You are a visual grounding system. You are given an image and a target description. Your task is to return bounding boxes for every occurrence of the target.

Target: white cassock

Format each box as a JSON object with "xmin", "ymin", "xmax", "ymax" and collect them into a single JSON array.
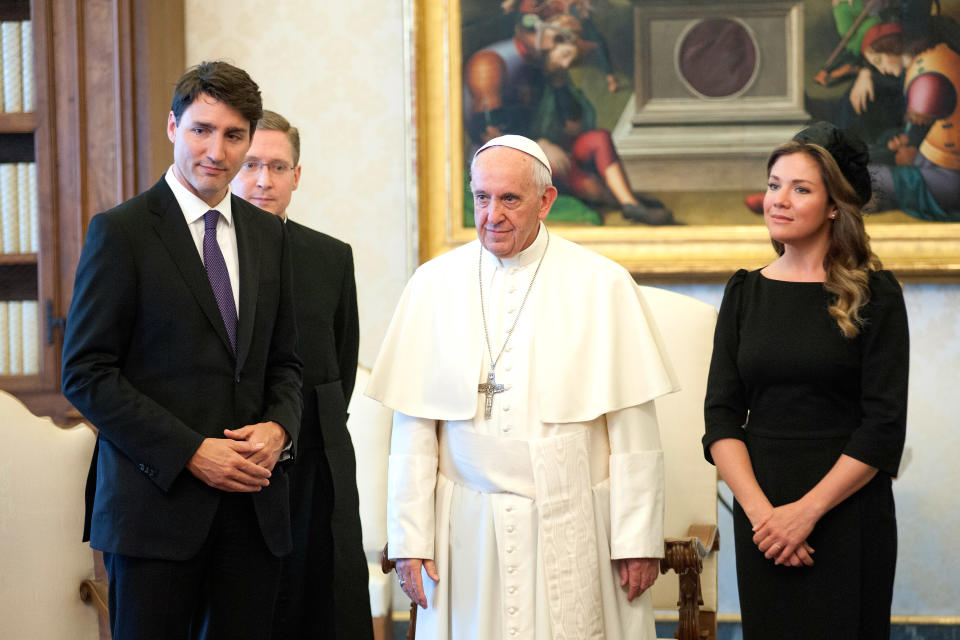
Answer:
[{"xmin": 367, "ymin": 224, "xmax": 678, "ymax": 640}]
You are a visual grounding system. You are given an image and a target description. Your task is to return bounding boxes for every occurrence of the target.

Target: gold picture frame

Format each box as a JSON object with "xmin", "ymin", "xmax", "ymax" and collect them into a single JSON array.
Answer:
[{"xmin": 414, "ymin": 0, "xmax": 960, "ymax": 282}]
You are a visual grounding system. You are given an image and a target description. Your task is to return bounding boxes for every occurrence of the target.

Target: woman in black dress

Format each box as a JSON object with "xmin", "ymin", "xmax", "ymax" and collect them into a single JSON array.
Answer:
[{"xmin": 703, "ymin": 122, "xmax": 908, "ymax": 639}]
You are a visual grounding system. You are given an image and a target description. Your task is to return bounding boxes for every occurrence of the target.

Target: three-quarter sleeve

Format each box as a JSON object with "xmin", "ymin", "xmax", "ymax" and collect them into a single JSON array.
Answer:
[
  {"xmin": 842, "ymin": 270, "xmax": 909, "ymax": 476},
  {"xmin": 702, "ymin": 269, "xmax": 749, "ymax": 464}
]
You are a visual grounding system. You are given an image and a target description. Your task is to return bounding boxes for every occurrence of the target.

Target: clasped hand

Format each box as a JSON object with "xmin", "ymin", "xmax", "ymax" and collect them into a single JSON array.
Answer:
[
  {"xmin": 751, "ymin": 501, "xmax": 818, "ymax": 567},
  {"xmin": 186, "ymin": 421, "xmax": 289, "ymax": 492}
]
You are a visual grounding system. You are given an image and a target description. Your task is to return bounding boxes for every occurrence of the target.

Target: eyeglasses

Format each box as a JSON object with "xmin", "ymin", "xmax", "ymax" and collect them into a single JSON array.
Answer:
[{"xmin": 240, "ymin": 160, "xmax": 295, "ymax": 176}]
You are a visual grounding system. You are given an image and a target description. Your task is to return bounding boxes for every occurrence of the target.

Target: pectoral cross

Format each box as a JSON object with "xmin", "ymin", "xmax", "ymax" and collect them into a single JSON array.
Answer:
[{"xmin": 478, "ymin": 367, "xmax": 505, "ymax": 419}]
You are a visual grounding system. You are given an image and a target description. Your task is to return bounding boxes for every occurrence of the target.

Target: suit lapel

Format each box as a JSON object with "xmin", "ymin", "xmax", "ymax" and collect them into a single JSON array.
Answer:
[
  {"xmin": 149, "ymin": 179, "xmax": 236, "ymax": 356},
  {"xmin": 233, "ymin": 201, "xmax": 260, "ymax": 372}
]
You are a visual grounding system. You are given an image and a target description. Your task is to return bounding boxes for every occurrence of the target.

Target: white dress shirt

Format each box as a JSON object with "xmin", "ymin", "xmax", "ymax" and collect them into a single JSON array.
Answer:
[{"xmin": 164, "ymin": 166, "xmax": 240, "ymax": 313}]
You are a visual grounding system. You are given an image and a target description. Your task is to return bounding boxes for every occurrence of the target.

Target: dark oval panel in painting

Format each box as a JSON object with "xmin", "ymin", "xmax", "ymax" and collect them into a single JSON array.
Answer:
[{"xmin": 678, "ymin": 18, "xmax": 758, "ymax": 98}]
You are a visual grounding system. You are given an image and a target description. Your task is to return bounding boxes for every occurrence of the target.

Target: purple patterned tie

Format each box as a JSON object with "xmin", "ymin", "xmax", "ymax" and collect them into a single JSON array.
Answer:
[{"xmin": 203, "ymin": 210, "xmax": 237, "ymax": 352}]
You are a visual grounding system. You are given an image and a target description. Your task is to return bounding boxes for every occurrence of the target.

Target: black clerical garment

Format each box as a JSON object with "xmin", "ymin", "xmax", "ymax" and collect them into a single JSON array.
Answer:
[{"xmin": 272, "ymin": 219, "xmax": 371, "ymax": 640}]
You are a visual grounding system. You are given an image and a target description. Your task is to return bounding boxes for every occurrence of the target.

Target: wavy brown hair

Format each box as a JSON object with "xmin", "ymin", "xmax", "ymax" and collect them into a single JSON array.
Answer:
[{"xmin": 767, "ymin": 141, "xmax": 882, "ymax": 337}]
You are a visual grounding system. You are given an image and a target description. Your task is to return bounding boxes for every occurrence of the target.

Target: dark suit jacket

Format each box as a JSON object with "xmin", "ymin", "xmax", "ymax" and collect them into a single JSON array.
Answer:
[
  {"xmin": 282, "ymin": 220, "xmax": 371, "ymax": 638},
  {"xmin": 62, "ymin": 177, "xmax": 303, "ymax": 561},
  {"xmin": 287, "ymin": 220, "xmax": 358, "ymax": 450}
]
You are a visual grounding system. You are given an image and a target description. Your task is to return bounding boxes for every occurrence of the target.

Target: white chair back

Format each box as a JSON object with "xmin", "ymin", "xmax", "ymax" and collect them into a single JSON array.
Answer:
[
  {"xmin": 638, "ymin": 286, "xmax": 719, "ymax": 616},
  {"xmin": 0, "ymin": 390, "xmax": 99, "ymax": 639},
  {"xmin": 347, "ymin": 366, "xmax": 393, "ymax": 553},
  {"xmin": 347, "ymin": 366, "xmax": 396, "ymax": 620}
]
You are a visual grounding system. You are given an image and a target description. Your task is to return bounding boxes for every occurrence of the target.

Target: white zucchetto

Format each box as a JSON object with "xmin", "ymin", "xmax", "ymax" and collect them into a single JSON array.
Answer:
[{"xmin": 475, "ymin": 134, "xmax": 553, "ymax": 175}]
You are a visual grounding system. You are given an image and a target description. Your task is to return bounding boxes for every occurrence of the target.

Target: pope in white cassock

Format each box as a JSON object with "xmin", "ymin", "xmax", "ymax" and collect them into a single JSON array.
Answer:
[{"xmin": 367, "ymin": 135, "xmax": 679, "ymax": 639}]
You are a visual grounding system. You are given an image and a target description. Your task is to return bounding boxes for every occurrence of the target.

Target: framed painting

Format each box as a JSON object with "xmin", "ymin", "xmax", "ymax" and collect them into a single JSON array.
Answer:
[{"xmin": 414, "ymin": 0, "xmax": 960, "ymax": 281}]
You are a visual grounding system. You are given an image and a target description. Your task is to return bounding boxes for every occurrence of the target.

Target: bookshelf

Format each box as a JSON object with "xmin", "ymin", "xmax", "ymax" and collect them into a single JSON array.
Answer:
[
  {"xmin": 0, "ymin": 110, "xmax": 34, "ymax": 131},
  {"xmin": 0, "ymin": 0, "xmax": 184, "ymax": 424},
  {"xmin": 0, "ymin": 1, "xmax": 43, "ymax": 390}
]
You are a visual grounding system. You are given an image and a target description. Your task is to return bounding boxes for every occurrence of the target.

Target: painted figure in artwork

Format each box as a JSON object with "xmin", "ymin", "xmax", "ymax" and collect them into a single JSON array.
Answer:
[
  {"xmin": 819, "ymin": 0, "xmax": 907, "ymax": 146},
  {"xmin": 860, "ymin": 7, "xmax": 960, "ymax": 220},
  {"xmin": 501, "ymin": 0, "xmax": 619, "ymax": 92},
  {"xmin": 463, "ymin": 12, "xmax": 674, "ymax": 225},
  {"xmin": 751, "ymin": 0, "xmax": 960, "ymax": 221}
]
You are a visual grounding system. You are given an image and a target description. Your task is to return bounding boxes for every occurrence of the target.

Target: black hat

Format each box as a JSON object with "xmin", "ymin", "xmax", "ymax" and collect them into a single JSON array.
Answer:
[{"xmin": 793, "ymin": 121, "xmax": 872, "ymax": 206}]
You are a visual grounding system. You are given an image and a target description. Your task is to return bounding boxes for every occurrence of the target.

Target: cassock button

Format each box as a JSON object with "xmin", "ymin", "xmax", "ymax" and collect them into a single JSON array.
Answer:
[
  {"xmin": 503, "ymin": 405, "xmax": 510, "ymax": 412},
  {"xmin": 506, "ymin": 525, "xmax": 515, "ymax": 533},
  {"xmin": 508, "ymin": 586, "xmax": 517, "ymax": 594},
  {"xmin": 510, "ymin": 628, "xmax": 518, "ymax": 636},
  {"xmin": 507, "ymin": 566, "xmax": 516, "ymax": 574},
  {"xmin": 507, "ymin": 307, "xmax": 516, "ymax": 314},
  {"xmin": 505, "ymin": 506, "xmax": 514, "ymax": 512},
  {"xmin": 502, "ymin": 425, "xmax": 512, "ymax": 432},
  {"xmin": 508, "ymin": 607, "xmax": 517, "ymax": 615},
  {"xmin": 507, "ymin": 545, "xmax": 515, "ymax": 553}
]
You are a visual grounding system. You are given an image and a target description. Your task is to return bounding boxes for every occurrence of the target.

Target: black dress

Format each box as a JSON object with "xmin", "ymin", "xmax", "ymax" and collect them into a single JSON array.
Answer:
[{"xmin": 702, "ymin": 269, "xmax": 909, "ymax": 640}]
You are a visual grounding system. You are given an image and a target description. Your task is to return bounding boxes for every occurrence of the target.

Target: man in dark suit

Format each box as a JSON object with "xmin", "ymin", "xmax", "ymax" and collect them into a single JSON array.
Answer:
[
  {"xmin": 61, "ymin": 62, "xmax": 303, "ymax": 640},
  {"xmin": 231, "ymin": 110, "xmax": 372, "ymax": 640}
]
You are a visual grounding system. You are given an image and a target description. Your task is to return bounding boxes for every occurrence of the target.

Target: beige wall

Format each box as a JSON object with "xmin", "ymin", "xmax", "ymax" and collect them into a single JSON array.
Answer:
[{"xmin": 186, "ymin": 0, "xmax": 415, "ymax": 367}]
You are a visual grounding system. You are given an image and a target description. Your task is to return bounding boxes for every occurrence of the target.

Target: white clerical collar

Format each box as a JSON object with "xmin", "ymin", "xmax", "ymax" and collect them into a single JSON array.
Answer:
[
  {"xmin": 484, "ymin": 222, "xmax": 548, "ymax": 270},
  {"xmin": 165, "ymin": 165, "xmax": 234, "ymax": 227}
]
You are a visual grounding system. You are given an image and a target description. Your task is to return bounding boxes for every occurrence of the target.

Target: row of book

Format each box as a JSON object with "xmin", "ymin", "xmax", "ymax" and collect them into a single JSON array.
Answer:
[
  {"xmin": 0, "ymin": 162, "xmax": 38, "ymax": 254},
  {"xmin": 0, "ymin": 300, "xmax": 39, "ymax": 375},
  {"xmin": 1, "ymin": 20, "xmax": 34, "ymax": 113},
  {"xmin": 1, "ymin": 19, "xmax": 39, "ymax": 375}
]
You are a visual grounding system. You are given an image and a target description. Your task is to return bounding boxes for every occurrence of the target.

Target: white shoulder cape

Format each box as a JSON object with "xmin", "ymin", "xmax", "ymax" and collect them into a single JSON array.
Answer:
[{"xmin": 366, "ymin": 234, "xmax": 678, "ymax": 423}]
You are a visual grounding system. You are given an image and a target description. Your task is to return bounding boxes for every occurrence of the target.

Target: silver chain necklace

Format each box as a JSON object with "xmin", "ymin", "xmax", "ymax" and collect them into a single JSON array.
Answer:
[{"xmin": 477, "ymin": 229, "xmax": 550, "ymax": 419}]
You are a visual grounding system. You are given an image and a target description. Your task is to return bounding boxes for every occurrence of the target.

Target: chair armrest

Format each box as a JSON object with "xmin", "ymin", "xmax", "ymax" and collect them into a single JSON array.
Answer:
[
  {"xmin": 381, "ymin": 543, "xmax": 396, "ymax": 574},
  {"xmin": 662, "ymin": 524, "xmax": 719, "ymax": 574},
  {"xmin": 660, "ymin": 525, "xmax": 720, "ymax": 640},
  {"xmin": 79, "ymin": 578, "xmax": 108, "ymax": 617},
  {"xmin": 685, "ymin": 524, "xmax": 720, "ymax": 554}
]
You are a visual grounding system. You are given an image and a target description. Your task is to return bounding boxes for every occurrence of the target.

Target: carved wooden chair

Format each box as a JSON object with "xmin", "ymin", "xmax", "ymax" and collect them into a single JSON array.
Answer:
[
  {"xmin": 0, "ymin": 389, "xmax": 101, "ymax": 639},
  {"xmin": 377, "ymin": 286, "xmax": 719, "ymax": 640},
  {"xmin": 639, "ymin": 285, "xmax": 720, "ymax": 640}
]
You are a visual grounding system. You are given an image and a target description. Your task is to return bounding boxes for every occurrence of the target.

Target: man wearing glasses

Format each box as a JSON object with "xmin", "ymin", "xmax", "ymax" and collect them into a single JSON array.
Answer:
[{"xmin": 232, "ymin": 111, "xmax": 370, "ymax": 640}]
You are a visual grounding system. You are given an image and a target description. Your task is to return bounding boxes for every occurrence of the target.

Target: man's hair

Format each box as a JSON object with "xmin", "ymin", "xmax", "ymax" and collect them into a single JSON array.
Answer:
[
  {"xmin": 470, "ymin": 147, "xmax": 553, "ymax": 196},
  {"xmin": 530, "ymin": 157, "xmax": 552, "ymax": 195},
  {"xmin": 170, "ymin": 61, "xmax": 263, "ymax": 135},
  {"xmin": 256, "ymin": 110, "xmax": 301, "ymax": 166}
]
